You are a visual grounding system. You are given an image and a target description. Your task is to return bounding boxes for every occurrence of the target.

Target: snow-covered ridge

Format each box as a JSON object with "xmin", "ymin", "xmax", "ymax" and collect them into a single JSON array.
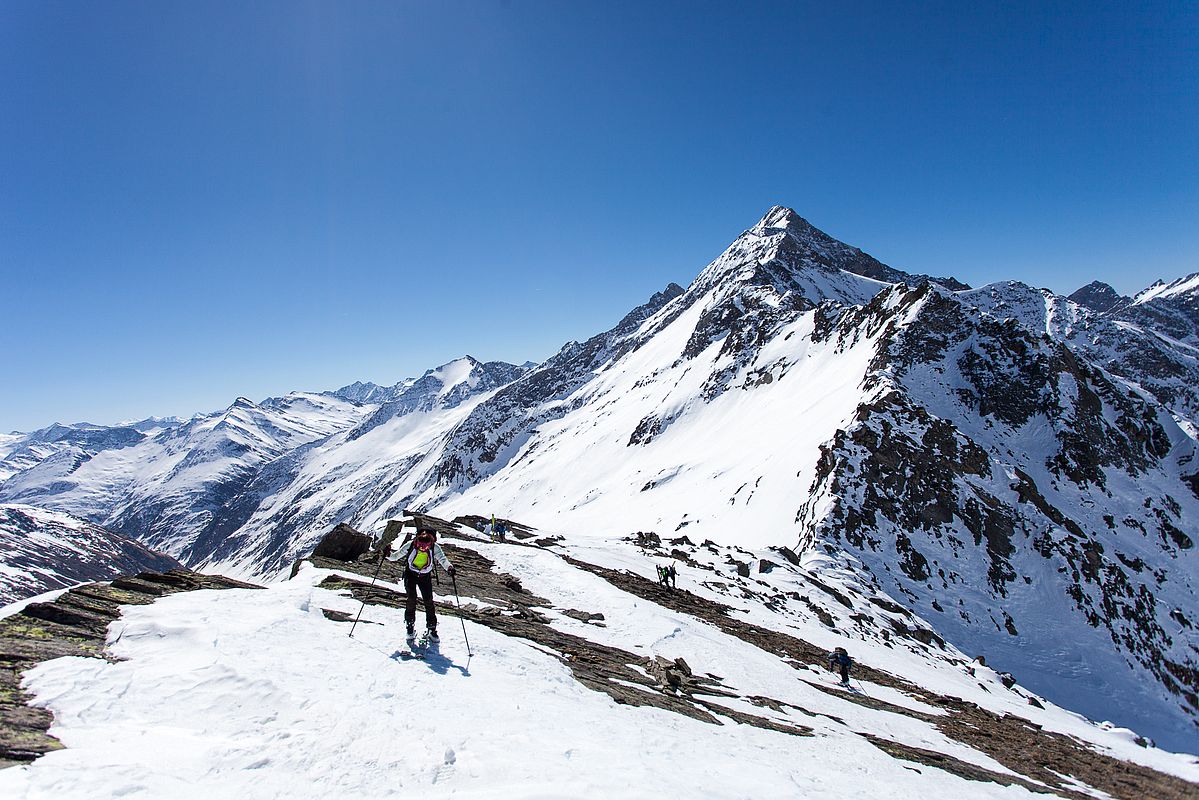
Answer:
[
  {"xmin": 1134, "ymin": 272, "xmax": 1199, "ymax": 305},
  {"xmin": 2, "ymin": 524, "xmax": 1196, "ymax": 798}
]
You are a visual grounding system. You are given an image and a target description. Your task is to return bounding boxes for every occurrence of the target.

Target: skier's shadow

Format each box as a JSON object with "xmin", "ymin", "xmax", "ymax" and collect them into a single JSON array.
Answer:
[{"xmin": 390, "ymin": 645, "xmax": 471, "ymax": 677}]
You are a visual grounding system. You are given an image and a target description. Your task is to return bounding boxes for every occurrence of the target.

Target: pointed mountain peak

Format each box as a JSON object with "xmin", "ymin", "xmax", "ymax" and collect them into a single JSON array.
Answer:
[
  {"xmin": 1072, "ymin": 280, "xmax": 1118, "ymax": 294},
  {"xmin": 695, "ymin": 206, "xmax": 968, "ymax": 296},
  {"xmin": 1068, "ymin": 281, "xmax": 1129, "ymax": 314},
  {"xmin": 755, "ymin": 205, "xmax": 813, "ymax": 233},
  {"xmin": 1133, "ymin": 278, "xmax": 1167, "ymax": 300}
]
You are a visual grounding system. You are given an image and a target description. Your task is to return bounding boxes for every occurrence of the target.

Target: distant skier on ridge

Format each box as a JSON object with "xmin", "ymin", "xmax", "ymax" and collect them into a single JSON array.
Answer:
[{"xmin": 827, "ymin": 647, "xmax": 854, "ymax": 686}]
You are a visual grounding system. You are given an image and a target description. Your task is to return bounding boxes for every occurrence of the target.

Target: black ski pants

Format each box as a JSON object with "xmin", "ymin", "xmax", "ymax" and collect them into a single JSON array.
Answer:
[{"xmin": 404, "ymin": 569, "xmax": 437, "ymax": 631}]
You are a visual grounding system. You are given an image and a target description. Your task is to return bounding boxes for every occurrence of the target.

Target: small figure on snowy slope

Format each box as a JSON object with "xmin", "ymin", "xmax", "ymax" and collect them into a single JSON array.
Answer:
[
  {"xmin": 386, "ymin": 526, "xmax": 455, "ymax": 641},
  {"xmin": 827, "ymin": 647, "xmax": 853, "ymax": 685},
  {"xmin": 666, "ymin": 561, "xmax": 677, "ymax": 590},
  {"xmin": 656, "ymin": 564, "xmax": 671, "ymax": 588}
]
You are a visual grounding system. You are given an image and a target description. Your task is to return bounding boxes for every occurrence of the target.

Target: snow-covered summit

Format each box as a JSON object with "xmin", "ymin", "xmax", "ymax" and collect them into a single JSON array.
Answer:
[
  {"xmin": 328, "ymin": 378, "xmax": 417, "ymax": 405},
  {"xmin": 346, "ymin": 356, "xmax": 530, "ymax": 443},
  {"xmin": 1119, "ymin": 271, "xmax": 1199, "ymax": 348}
]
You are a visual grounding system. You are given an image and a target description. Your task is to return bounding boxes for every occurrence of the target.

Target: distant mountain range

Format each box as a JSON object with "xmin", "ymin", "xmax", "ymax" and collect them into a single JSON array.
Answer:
[{"xmin": 2, "ymin": 206, "xmax": 1196, "ymax": 752}]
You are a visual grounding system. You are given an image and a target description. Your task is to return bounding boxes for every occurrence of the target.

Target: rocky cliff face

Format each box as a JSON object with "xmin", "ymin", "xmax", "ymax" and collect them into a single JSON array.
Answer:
[{"xmin": 794, "ymin": 281, "xmax": 1198, "ymax": 751}]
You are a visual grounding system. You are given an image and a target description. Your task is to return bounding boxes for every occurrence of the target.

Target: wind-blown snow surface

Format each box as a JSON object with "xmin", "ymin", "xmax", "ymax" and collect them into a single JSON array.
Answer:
[{"xmin": 4, "ymin": 533, "xmax": 1197, "ymax": 800}]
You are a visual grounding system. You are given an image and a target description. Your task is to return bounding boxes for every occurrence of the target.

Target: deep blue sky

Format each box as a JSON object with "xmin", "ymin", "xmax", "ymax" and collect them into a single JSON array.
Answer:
[{"xmin": 2, "ymin": 1, "xmax": 1196, "ymax": 432}]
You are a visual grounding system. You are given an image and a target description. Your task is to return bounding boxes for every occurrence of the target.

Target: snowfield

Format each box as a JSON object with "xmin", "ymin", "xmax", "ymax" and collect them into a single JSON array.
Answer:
[{"xmin": 2, "ymin": 528, "xmax": 1197, "ymax": 799}]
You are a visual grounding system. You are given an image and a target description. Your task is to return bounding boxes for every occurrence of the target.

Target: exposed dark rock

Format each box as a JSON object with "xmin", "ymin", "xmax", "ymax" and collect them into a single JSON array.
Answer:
[
  {"xmin": 547, "ymin": 551, "xmax": 1192, "ymax": 800},
  {"xmin": 310, "ymin": 523, "xmax": 373, "ymax": 562},
  {"xmin": 906, "ymin": 627, "xmax": 946, "ymax": 648},
  {"xmin": 770, "ymin": 546, "xmax": 801, "ymax": 566},
  {"xmin": 1069, "ymin": 282, "xmax": 1129, "ymax": 314},
  {"xmin": 628, "ymin": 414, "xmax": 663, "ymax": 446},
  {"xmin": 626, "ymin": 531, "xmax": 662, "ymax": 550},
  {"xmin": 862, "ymin": 735, "xmax": 1051, "ymax": 795}
]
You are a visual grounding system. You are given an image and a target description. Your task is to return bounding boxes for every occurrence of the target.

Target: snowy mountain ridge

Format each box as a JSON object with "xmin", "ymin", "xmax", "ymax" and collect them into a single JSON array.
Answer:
[
  {"xmin": 1, "ymin": 206, "xmax": 1197, "ymax": 754},
  {"xmin": 0, "ymin": 504, "xmax": 181, "ymax": 604}
]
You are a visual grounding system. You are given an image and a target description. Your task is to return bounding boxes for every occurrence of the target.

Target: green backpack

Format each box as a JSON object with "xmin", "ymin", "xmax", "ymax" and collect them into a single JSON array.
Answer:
[{"xmin": 409, "ymin": 541, "xmax": 433, "ymax": 572}]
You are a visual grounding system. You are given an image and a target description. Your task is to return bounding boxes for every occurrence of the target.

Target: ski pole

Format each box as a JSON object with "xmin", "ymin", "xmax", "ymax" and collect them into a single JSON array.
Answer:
[
  {"xmin": 349, "ymin": 542, "xmax": 389, "ymax": 638},
  {"xmin": 451, "ymin": 573, "xmax": 473, "ymax": 657}
]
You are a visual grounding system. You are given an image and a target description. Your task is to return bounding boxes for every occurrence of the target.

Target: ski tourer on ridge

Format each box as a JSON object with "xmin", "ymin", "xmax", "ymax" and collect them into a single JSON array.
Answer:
[{"xmin": 385, "ymin": 526, "xmax": 455, "ymax": 642}]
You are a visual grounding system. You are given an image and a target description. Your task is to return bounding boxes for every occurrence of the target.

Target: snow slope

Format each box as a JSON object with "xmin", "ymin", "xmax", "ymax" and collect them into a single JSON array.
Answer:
[
  {"xmin": 0, "ymin": 393, "xmax": 373, "ymax": 562},
  {"xmin": 3, "ymin": 526, "xmax": 1196, "ymax": 799}
]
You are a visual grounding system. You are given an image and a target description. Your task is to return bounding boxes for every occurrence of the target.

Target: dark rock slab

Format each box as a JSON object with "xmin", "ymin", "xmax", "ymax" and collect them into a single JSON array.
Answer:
[{"xmin": 310, "ymin": 523, "xmax": 373, "ymax": 562}]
